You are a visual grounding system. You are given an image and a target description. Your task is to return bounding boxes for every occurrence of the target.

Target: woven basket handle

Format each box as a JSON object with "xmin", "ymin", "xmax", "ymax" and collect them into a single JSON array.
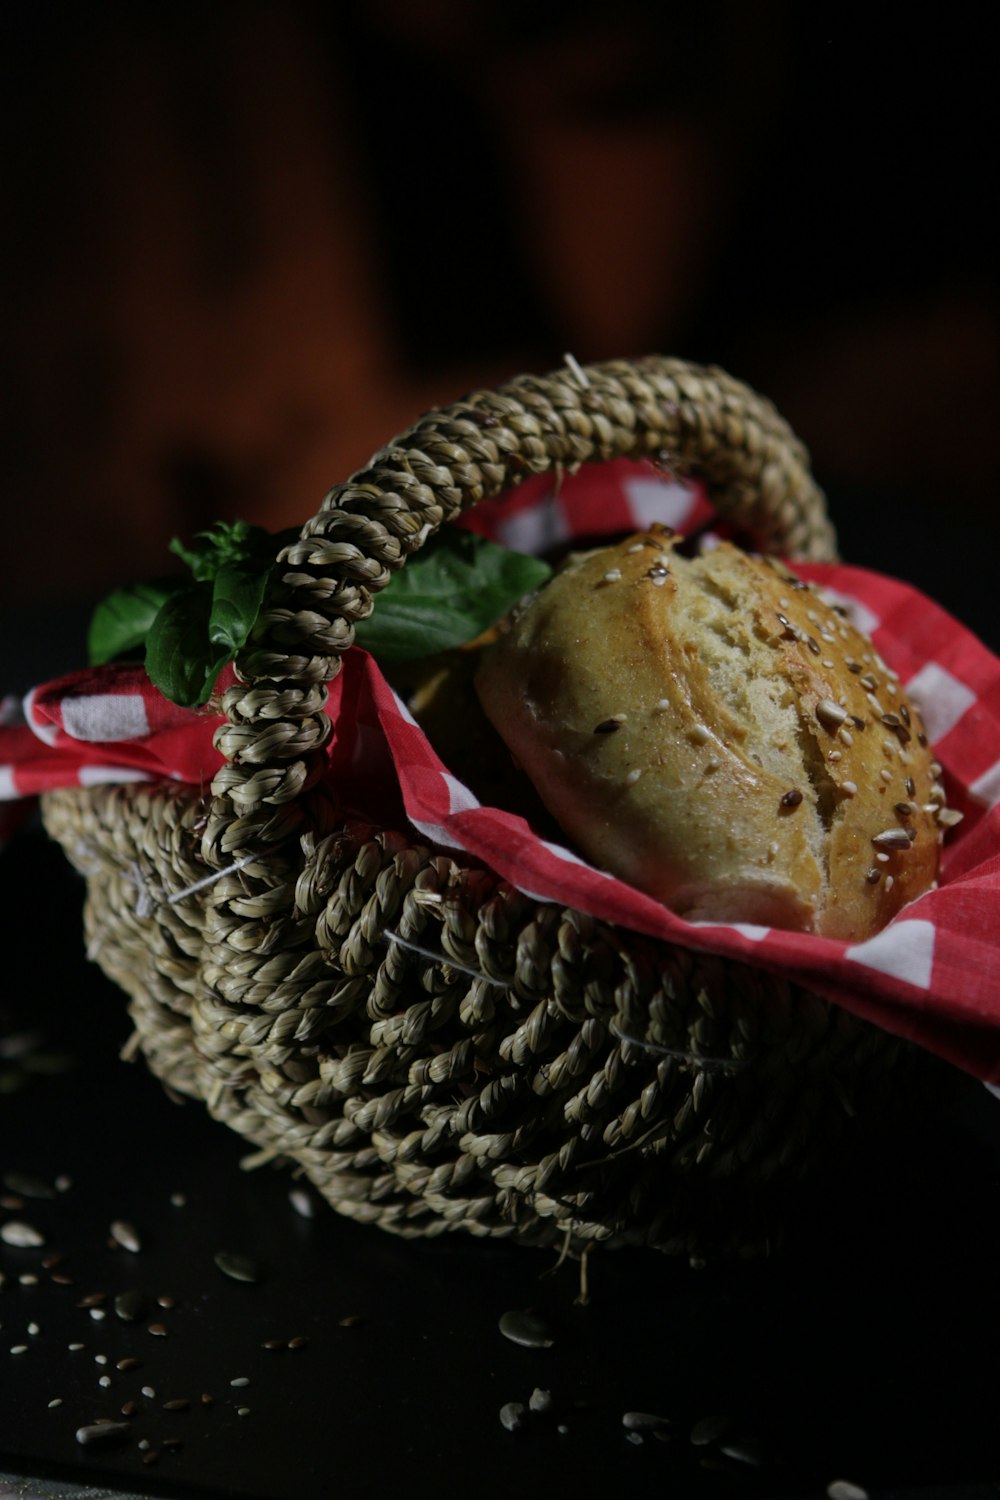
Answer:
[{"xmin": 210, "ymin": 356, "xmax": 835, "ymax": 832}]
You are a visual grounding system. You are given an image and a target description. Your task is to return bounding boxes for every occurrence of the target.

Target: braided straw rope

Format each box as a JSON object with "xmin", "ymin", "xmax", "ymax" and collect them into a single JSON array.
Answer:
[{"xmin": 43, "ymin": 356, "xmax": 904, "ymax": 1257}]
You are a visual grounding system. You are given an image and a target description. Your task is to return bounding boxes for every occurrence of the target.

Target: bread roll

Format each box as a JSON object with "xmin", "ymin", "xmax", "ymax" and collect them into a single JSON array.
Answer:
[{"xmin": 474, "ymin": 525, "xmax": 944, "ymax": 941}]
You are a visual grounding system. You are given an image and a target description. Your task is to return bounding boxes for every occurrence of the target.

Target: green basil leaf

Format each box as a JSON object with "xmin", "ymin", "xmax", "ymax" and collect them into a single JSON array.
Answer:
[
  {"xmin": 87, "ymin": 580, "xmax": 185, "ymax": 667},
  {"xmin": 208, "ymin": 559, "xmax": 273, "ymax": 656},
  {"xmin": 145, "ymin": 583, "xmax": 230, "ymax": 708},
  {"xmin": 353, "ymin": 528, "xmax": 552, "ymax": 661},
  {"xmin": 169, "ymin": 520, "xmax": 287, "ymax": 582}
]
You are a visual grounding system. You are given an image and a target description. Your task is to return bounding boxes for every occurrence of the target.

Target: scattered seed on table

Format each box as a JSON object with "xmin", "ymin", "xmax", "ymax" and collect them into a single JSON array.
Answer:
[
  {"xmin": 557, "ymin": 1424, "xmax": 569, "ymax": 1436},
  {"xmin": 338, "ymin": 1316, "xmax": 364, "ymax": 1328},
  {"xmin": 55, "ymin": 1175, "xmax": 72, "ymax": 1193},
  {"xmin": 157, "ymin": 1294, "xmax": 176, "ymax": 1309},
  {"xmin": 94, "ymin": 1354, "xmax": 108, "ymax": 1365},
  {"xmin": 138, "ymin": 1439, "xmax": 151, "ymax": 1451},
  {"xmin": 720, "ymin": 1437, "xmax": 764, "ymax": 1467},
  {"xmin": 10, "ymin": 1345, "xmax": 29, "ymax": 1355},
  {"xmin": 89, "ymin": 1308, "xmax": 107, "ymax": 1321},
  {"xmin": 499, "ymin": 1309, "xmax": 555, "ymax": 1348},
  {"xmin": 68, "ymin": 1343, "xmax": 84, "ymax": 1352},
  {"xmin": 500, "ymin": 1402, "xmax": 527, "ymax": 1432},
  {"xmin": 121, "ymin": 1401, "xmax": 139, "ymax": 1417},
  {"xmin": 51, "ymin": 1273, "xmax": 74, "ymax": 1286},
  {"xmin": 114, "ymin": 1290, "xmax": 147, "ymax": 1322},
  {"xmin": 1, "ymin": 1221, "xmax": 44, "ymax": 1247},
  {"xmin": 261, "ymin": 1338, "xmax": 287, "ymax": 1350},
  {"xmin": 41, "ymin": 1254, "xmax": 64, "ymax": 1269},
  {"xmin": 230, "ymin": 1377, "xmax": 250, "ymax": 1388},
  {"xmin": 627, "ymin": 1432, "xmax": 644, "ymax": 1446},
  {"xmin": 142, "ymin": 1452, "xmax": 160, "ymax": 1466},
  {"xmin": 237, "ymin": 1407, "xmax": 251, "ymax": 1417},
  {"xmin": 48, "ymin": 1399, "xmax": 63, "ymax": 1409},
  {"xmin": 76, "ymin": 1422, "xmax": 130, "ymax": 1447},
  {"xmin": 3, "ymin": 1171, "xmax": 55, "ymax": 1199},
  {"xmin": 98, "ymin": 1376, "xmax": 111, "ymax": 1388},
  {"xmin": 827, "ymin": 1483, "xmax": 869, "ymax": 1500},
  {"xmin": 162, "ymin": 1437, "xmax": 183, "ymax": 1450},
  {"xmin": 690, "ymin": 1413, "xmax": 732, "ymax": 1446},
  {"xmin": 623, "ymin": 1412, "xmax": 671, "ymax": 1433},
  {"xmin": 213, "ymin": 1250, "xmax": 262, "ymax": 1283},
  {"xmin": 19, "ymin": 1273, "xmax": 39, "ymax": 1286},
  {"xmin": 289, "ymin": 1188, "xmax": 315, "ymax": 1218},
  {"xmin": 163, "ymin": 1398, "xmax": 189, "ymax": 1411},
  {"xmin": 529, "ymin": 1388, "xmax": 553, "ymax": 1413},
  {"xmin": 170, "ymin": 1193, "xmax": 186, "ymax": 1208},
  {"xmin": 27, "ymin": 1322, "xmax": 40, "ymax": 1336},
  {"xmin": 147, "ymin": 1323, "xmax": 168, "ymax": 1337},
  {"xmin": 117, "ymin": 1357, "xmax": 141, "ymax": 1372},
  {"xmin": 1, "ymin": 1195, "xmax": 25, "ymax": 1210},
  {"xmin": 201, "ymin": 1392, "xmax": 214, "ymax": 1405},
  {"xmin": 110, "ymin": 1220, "xmax": 142, "ymax": 1253},
  {"xmin": 288, "ymin": 1335, "xmax": 310, "ymax": 1348},
  {"xmin": 78, "ymin": 1292, "xmax": 106, "ymax": 1309},
  {"xmin": 141, "ymin": 1386, "xmax": 156, "ymax": 1398}
]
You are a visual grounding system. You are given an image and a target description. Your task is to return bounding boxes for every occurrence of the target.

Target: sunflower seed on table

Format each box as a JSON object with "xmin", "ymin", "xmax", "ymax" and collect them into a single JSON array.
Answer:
[
  {"xmin": 622, "ymin": 1411, "xmax": 672, "ymax": 1433},
  {"xmin": 690, "ymin": 1413, "xmax": 732, "ymax": 1445},
  {"xmin": 827, "ymin": 1483, "xmax": 869, "ymax": 1500},
  {"xmin": 213, "ymin": 1250, "xmax": 262, "ymax": 1283},
  {"xmin": 76, "ymin": 1421, "xmax": 130, "ymax": 1447},
  {"xmin": 110, "ymin": 1220, "xmax": 142, "ymax": 1253},
  {"xmin": 3, "ymin": 1171, "xmax": 55, "ymax": 1199},
  {"xmin": 529, "ymin": 1388, "xmax": 553, "ymax": 1413},
  {"xmin": 1, "ymin": 1221, "xmax": 45, "ymax": 1247},
  {"xmin": 114, "ymin": 1290, "xmax": 148, "ymax": 1322},
  {"xmin": 720, "ymin": 1436, "xmax": 764, "ymax": 1466},
  {"xmin": 498, "ymin": 1309, "xmax": 555, "ymax": 1348},
  {"xmin": 500, "ymin": 1402, "xmax": 528, "ymax": 1432}
]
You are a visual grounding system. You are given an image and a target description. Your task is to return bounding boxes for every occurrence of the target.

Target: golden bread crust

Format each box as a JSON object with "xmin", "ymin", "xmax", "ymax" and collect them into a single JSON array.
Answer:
[{"xmin": 474, "ymin": 527, "xmax": 941, "ymax": 941}]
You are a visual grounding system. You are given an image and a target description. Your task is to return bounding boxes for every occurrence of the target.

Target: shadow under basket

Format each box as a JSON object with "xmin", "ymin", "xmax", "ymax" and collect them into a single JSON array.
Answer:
[{"xmin": 41, "ymin": 356, "xmax": 924, "ymax": 1258}]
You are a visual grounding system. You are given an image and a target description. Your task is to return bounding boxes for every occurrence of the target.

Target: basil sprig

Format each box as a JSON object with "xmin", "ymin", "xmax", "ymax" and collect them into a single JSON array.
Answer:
[{"xmin": 88, "ymin": 520, "xmax": 550, "ymax": 707}]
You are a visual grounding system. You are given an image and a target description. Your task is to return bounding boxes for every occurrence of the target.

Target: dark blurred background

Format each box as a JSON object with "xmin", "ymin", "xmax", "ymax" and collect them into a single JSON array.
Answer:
[{"xmin": 1, "ymin": 1, "xmax": 997, "ymax": 659}]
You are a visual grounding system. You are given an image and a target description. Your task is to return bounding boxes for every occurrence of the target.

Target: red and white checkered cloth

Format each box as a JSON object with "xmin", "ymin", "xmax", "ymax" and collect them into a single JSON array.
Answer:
[{"xmin": 3, "ymin": 461, "xmax": 1000, "ymax": 1080}]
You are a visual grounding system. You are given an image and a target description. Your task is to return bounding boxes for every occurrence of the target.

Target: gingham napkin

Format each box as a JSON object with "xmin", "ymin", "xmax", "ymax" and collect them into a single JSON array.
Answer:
[{"xmin": 3, "ymin": 462, "xmax": 999, "ymax": 1080}]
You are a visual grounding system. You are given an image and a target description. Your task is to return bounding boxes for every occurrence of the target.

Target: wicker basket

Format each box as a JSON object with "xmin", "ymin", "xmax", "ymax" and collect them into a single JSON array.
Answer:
[{"xmin": 42, "ymin": 356, "xmax": 906, "ymax": 1258}]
